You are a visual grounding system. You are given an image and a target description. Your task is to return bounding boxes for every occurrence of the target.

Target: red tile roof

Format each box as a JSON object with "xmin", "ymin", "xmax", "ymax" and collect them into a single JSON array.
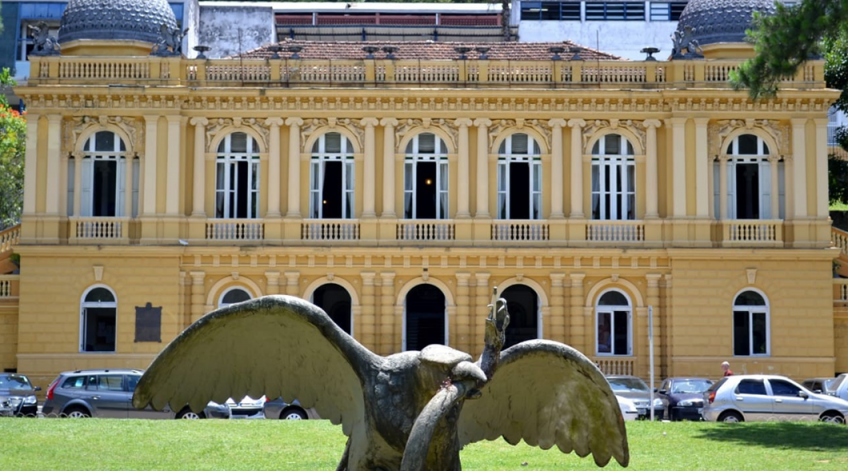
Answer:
[{"xmin": 235, "ymin": 40, "xmax": 623, "ymax": 61}]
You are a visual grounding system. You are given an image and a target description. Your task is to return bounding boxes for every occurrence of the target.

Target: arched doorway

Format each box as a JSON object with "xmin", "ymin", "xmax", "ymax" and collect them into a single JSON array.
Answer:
[
  {"xmin": 312, "ymin": 283, "xmax": 352, "ymax": 335},
  {"xmin": 501, "ymin": 285, "xmax": 539, "ymax": 348},
  {"xmin": 404, "ymin": 284, "xmax": 446, "ymax": 351}
]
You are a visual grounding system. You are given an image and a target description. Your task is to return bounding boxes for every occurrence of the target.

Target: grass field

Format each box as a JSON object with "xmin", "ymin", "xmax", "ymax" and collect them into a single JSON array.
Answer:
[
  {"xmin": 831, "ymin": 201, "xmax": 848, "ymax": 211},
  {"xmin": 1, "ymin": 418, "xmax": 847, "ymax": 470}
]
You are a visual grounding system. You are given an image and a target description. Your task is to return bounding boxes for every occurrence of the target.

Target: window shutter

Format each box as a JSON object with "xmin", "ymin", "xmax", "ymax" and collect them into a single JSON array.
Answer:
[
  {"xmin": 116, "ymin": 158, "xmax": 126, "ymax": 217},
  {"xmin": 132, "ymin": 159, "xmax": 140, "ymax": 218},
  {"xmin": 726, "ymin": 161, "xmax": 736, "ymax": 219},
  {"xmin": 759, "ymin": 160, "xmax": 771, "ymax": 219},
  {"xmin": 81, "ymin": 158, "xmax": 94, "ymax": 217}
]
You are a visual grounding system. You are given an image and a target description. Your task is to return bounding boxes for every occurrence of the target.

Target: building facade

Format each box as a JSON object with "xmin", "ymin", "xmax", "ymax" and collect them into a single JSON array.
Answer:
[{"xmin": 2, "ymin": 0, "xmax": 847, "ymax": 390}]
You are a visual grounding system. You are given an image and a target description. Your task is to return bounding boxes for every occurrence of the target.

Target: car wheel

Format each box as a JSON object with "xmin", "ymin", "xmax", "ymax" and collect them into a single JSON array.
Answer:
[
  {"xmin": 718, "ymin": 411, "xmax": 743, "ymax": 423},
  {"xmin": 280, "ymin": 408, "xmax": 307, "ymax": 420},
  {"xmin": 176, "ymin": 408, "xmax": 206, "ymax": 420},
  {"xmin": 64, "ymin": 407, "xmax": 91, "ymax": 418},
  {"xmin": 820, "ymin": 411, "xmax": 845, "ymax": 424}
]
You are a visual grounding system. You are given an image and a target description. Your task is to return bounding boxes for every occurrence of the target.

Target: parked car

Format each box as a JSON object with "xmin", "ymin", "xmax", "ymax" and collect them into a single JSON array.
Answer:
[
  {"xmin": 828, "ymin": 374, "xmax": 848, "ymax": 401},
  {"xmin": 42, "ymin": 369, "xmax": 230, "ymax": 419},
  {"xmin": 0, "ymin": 373, "xmax": 41, "ymax": 417},
  {"xmin": 606, "ymin": 375, "xmax": 664, "ymax": 420},
  {"xmin": 227, "ymin": 396, "xmax": 266, "ymax": 419},
  {"xmin": 263, "ymin": 397, "xmax": 321, "ymax": 420},
  {"xmin": 0, "ymin": 394, "xmax": 13, "ymax": 417},
  {"xmin": 656, "ymin": 377, "xmax": 713, "ymax": 421},
  {"xmin": 702, "ymin": 374, "xmax": 848, "ymax": 424},
  {"xmin": 616, "ymin": 395, "xmax": 639, "ymax": 422},
  {"xmin": 801, "ymin": 377, "xmax": 835, "ymax": 395}
]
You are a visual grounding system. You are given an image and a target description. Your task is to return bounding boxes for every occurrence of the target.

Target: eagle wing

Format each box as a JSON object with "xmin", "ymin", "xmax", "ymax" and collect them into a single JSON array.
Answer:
[
  {"xmin": 132, "ymin": 295, "xmax": 378, "ymax": 435},
  {"xmin": 458, "ymin": 340, "xmax": 629, "ymax": 467}
]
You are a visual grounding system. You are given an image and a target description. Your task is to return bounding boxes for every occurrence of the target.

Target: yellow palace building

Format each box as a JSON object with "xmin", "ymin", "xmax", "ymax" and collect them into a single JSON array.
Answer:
[{"xmin": 2, "ymin": 0, "xmax": 848, "ymax": 389}]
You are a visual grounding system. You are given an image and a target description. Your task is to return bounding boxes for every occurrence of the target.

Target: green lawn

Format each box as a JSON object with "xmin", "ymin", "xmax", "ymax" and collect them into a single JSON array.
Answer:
[
  {"xmin": 1, "ymin": 418, "xmax": 847, "ymax": 470},
  {"xmin": 831, "ymin": 201, "xmax": 848, "ymax": 211}
]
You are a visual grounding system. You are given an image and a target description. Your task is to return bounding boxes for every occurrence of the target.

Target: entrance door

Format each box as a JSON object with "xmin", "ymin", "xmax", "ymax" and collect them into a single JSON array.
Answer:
[
  {"xmin": 313, "ymin": 283, "xmax": 352, "ymax": 335},
  {"xmin": 405, "ymin": 285, "xmax": 446, "ymax": 351},
  {"xmin": 501, "ymin": 285, "xmax": 539, "ymax": 348}
]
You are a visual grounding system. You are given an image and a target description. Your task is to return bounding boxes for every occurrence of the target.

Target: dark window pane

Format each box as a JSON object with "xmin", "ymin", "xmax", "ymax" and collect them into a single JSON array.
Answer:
[
  {"xmin": 313, "ymin": 284, "xmax": 352, "ymax": 335},
  {"xmin": 222, "ymin": 289, "xmax": 251, "ymax": 304},
  {"xmin": 738, "ymin": 134, "xmax": 759, "ymax": 154},
  {"xmin": 736, "ymin": 379, "xmax": 767, "ymax": 395},
  {"xmin": 541, "ymin": 2, "xmax": 560, "ymax": 20},
  {"xmin": 733, "ymin": 311, "xmax": 750, "ymax": 355},
  {"xmin": 502, "ymin": 285, "xmax": 539, "ymax": 348},
  {"xmin": 418, "ymin": 134, "xmax": 436, "ymax": 153},
  {"xmin": 520, "ymin": 2, "xmax": 542, "ymax": 20},
  {"xmin": 95, "ymin": 132, "xmax": 115, "ymax": 152},
  {"xmin": 85, "ymin": 287, "xmax": 115, "ymax": 303},
  {"xmin": 613, "ymin": 310, "xmax": 628, "ymax": 354},
  {"xmin": 599, "ymin": 291, "xmax": 628, "ymax": 306},
  {"xmin": 230, "ymin": 133, "xmax": 248, "ymax": 153},
  {"xmin": 406, "ymin": 285, "xmax": 446, "ymax": 351},
  {"xmin": 769, "ymin": 379, "xmax": 800, "ymax": 397},
  {"xmin": 752, "ymin": 313, "xmax": 767, "ymax": 354},
  {"xmin": 735, "ymin": 291, "xmax": 766, "ymax": 306}
]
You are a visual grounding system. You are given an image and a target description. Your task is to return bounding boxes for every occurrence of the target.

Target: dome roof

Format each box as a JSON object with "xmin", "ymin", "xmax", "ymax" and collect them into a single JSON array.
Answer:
[
  {"xmin": 676, "ymin": 0, "xmax": 777, "ymax": 47},
  {"xmin": 58, "ymin": 0, "xmax": 177, "ymax": 45}
]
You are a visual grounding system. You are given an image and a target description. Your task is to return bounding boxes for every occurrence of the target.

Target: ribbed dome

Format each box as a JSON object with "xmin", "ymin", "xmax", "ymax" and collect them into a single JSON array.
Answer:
[
  {"xmin": 676, "ymin": 0, "xmax": 777, "ymax": 47},
  {"xmin": 58, "ymin": 0, "xmax": 177, "ymax": 44}
]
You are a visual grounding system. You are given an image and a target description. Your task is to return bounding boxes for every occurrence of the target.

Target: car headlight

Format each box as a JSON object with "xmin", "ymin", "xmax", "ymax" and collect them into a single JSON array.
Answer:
[
  {"xmin": 653, "ymin": 398, "xmax": 664, "ymax": 407},
  {"xmin": 24, "ymin": 395, "xmax": 37, "ymax": 405},
  {"xmin": 678, "ymin": 399, "xmax": 694, "ymax": 407}
]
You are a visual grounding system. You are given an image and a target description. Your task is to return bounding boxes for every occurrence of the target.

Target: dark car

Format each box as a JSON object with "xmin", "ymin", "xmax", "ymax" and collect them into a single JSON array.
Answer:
[
  {"xmin": 656, "ymin": 377, "xmax": 713, "ymax": 421},
  {"xmin": 0, "ymin": 373, "xmax": 41, "ymax": 417}
]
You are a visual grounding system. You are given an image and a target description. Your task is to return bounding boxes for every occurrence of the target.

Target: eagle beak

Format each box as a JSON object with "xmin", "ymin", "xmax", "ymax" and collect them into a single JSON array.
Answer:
[{"xmin": 452, "ymin": 361, "xmax": 487, "ymax": 384}]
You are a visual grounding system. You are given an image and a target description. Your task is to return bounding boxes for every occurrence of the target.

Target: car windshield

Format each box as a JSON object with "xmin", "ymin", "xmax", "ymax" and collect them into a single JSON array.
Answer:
[
  {"xmin": 830, "ymin": 375, "xmax": 845, "ymax": 391},
  {"xmin": 0, "ymin": 374, "xmax": 33, "ymax": 390},
  {"xmin": 608, "ymin": 377, "xmax": 649, "ymax": 392},
  {"xmin": 670, "ymin": 380, "xmax": 713, "ymax": 394}
]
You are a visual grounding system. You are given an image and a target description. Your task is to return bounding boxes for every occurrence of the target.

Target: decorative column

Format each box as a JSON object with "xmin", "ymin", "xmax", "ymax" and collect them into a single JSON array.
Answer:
[
  {"xmin": 190, "ymin": 271, "xmax": 206, "ymax": 323},
  {"xmin": 791, "ymin": 118, "xmax": 808, "ymax": 218},
  {"xmin": 165, "ymin": 116, "xmax": 182, "ymax": 215},
  {"xmin": 455, "ymin": 119, "xmax": 472, "ymax": 218},
  {"xmin": 769, "ymin": 155, "xmax": 780, "ymax": 219},
  {"xmin": 473, "ymin": 119, "xmax": 491, "ymax": 218},
  {"xmin": 360, "ymin": 271, "xmax": 377, "ymax": 351},
  {"xmin": 569, "ymin": 273, "xmax": 586, "ymax": 353},
  {"xmin": 380, "ymin": 118, "xmax": 398, "ymax": 218},
  {"xmin": 73, "ymin": 151, "xmax": 83, "ymax": 217},
  {"xmin": 45, "ymin": 115, "xmax": 63, "ymax": 215},
  {"xmin": 473, "ymin": 272, "xmax": 491, "ymax": 356},
  {"xmin": 567, "ymin": 119, "xmax": 586, "ymax": 218},
  {"xmin": 694, "ymin": 118, "xmax": 710, "ymax": 218},
  {"xmin": 815, "ymin": 118, "xmax": 829, "ymax": 217},
  {"xmin": 455, "ymin": 272, "xmax": 472, "ymax": 352},
  {"xmin": 549, "ymin": 273, "xmax": 566, "ymax": 343},
  {"xmin": 286, "ymin": 117, "xmax": 304, "ymax": 217},
  {"xmin": 190, "ymin": 117, "xmax": 208, "ymax": 217},
  {"xmin": 548, "ymin": 119, "xmax": 566, "ymax": 218},
  {"xmin": 124, "ymin": 148, "xmax": 134, "ymax": 218},
  {"xmin": 669, "ymin": 117, "xmax": 687, "ymax": 217},
  {"xmin": 142, "ymin": 116, "xmax": 158, "ymax": 216},
  {"xmin": 361, "ymin": 118, "xmax": 379, "ymax": 218},
  {"xmin": 22, "ymin": 114, "xmax": 39, "ymax": 216},
  {"xmin": 644, "ymin": 120, "xmax": 662, "ymax": 218},
  {"xmin": 719, "ymin": 155, "xmax": 728, "ymax": 219},
  {"xmin": 265, "ymin": 271, "xmax": 281, "ymax": 295},
  {"xmin": 379, "ymin": 272, "xmax": 396, "ymax": 355},
  {"xmin": 264, "ymin": 118, "xmax": 284, "ymax": 218},
  {"xmin": 284, "ymin": 271, "xmax": 300, "ymax": 297}
]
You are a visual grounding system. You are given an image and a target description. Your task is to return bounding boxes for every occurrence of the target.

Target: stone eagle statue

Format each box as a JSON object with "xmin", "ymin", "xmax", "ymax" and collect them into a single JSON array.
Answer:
[{"xmin": 133, "ymin": 294, "xmax": 629, "ymax": 470}]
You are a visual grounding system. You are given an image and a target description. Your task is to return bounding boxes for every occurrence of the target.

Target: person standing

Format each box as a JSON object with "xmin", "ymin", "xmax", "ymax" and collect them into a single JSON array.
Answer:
[{"xmin": 721, "ymin": 361, "xmax": 733, "ymax": 377}]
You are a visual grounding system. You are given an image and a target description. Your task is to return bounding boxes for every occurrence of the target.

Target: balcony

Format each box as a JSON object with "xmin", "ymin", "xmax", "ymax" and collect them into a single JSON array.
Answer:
[
  {"xmin": 69, "ymin": 217, "xmax": 129, "ymax": 243},
  {"xmin": 0, "ymin": 275, "xmax": 19, "ymax": 298},
  {"xmin": 720, "ymin": 220, "xmax": 783, "ymax": 248},
  {"xmin": 302, "ymin": 220, "xmax": 360, "ymax": 241},
  {"xmin": 206, "ymin": 220, "xmax": 265, "ymax": 241},
  {"xmin": 0, "ymin": 224, "xmax": 20, "ymax": 254},
  {"xmin": 592, "ymin": 357, "xmax": 635, "ymax": 376},
  {"xmin": 586, "ymin": 220, "xmax": 646, "ymax": 243},
  {"xmin": 491, "ymin": 221, "xmax": 550, "ymax": 241},
  {"xmin": 397, "ymin": 220, "xmax": 456, "ymax": 241}
]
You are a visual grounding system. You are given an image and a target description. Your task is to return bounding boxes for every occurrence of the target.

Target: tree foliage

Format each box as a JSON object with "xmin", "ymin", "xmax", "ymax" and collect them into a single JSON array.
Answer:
[
  {"xmin": 830, "ymin": 154, "xmax": 848, "ymax": 204},
  {"xmin": 0, "ymin": 68, "xmax": 26, "ymax": 229}
]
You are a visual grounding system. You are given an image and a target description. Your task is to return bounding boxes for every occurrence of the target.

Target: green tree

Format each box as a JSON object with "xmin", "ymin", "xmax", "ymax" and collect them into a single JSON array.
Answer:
[{"xmin": 0, "ymin": 67, "xmax": 26, "ymax": 229}]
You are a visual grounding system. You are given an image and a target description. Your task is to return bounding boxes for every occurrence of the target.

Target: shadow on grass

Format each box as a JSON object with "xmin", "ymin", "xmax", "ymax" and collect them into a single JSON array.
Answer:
[{"xmin": 694, "ymin": 422, "xmax": 848, "ymax": 451}]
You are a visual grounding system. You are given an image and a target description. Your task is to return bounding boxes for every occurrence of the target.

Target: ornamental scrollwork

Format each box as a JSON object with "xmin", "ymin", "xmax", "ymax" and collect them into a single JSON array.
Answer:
[
  {"xmin": 204, "ymin": 117, "xmax": 269, "ymax": 153},
  {"xmin": 64, "ymin": 116, "xmax": 144, "ymax": 155},
  {"xmin": 709, "ymin": 118, "xmax": 789, "ymax": 157},
  {"xmin": 581, "ymin": 119, "xmax": 646, "ymax": 153},
  {"xmin": 299, "ymin": 118, "xmax": 364, "ymax": 152},
  {"xmin": 487, "ymin": 119, "xmax": 551, "ymax": 153},
  {"xmin": 395, "ymin": 118, "xmax": 457, "ymax": 152}
]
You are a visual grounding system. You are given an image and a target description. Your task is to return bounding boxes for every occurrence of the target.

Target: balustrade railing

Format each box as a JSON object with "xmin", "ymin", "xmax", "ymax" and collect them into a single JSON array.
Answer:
[
  {"xmin": 833, "ymin": 227, "xmax": 848, "ymax": 256},
  {"xmin": 302, "ymin": 220, "xmax": 360, "ymax": 240},
  {"xmin": 586, "ymin": 221, "xmax": 645, "ymax": 242},
  {"xmin": 491, "ymin": 221, "xmax": 549, "ymax": 241},
  {"xmin": 206, "ymin": 220, "xmax": 265, "ymax": 240},
  {"xmin": 0, "ymin": 275, "xmax": 18, "ymax": 298},
  {"xmin": 397, "ymin": 220, "xmax": 455, "ymax": 241},
  {"xmin": 71, "ymin": 217, "xmax": 127, "ymax": 240},
  {"xmin": 835, "ymin": 279, "xmax": 848, "ymax": 303},
  {"xmin": 0, "ymin": 224, "xmax": 20, "ymax": 254},
  {"xmin": 723, "ymin": 220, "xmax": 783, "ymax": 245},
  {"xmin": 593, "ymin": 357, "xmax": 634, "ymax": 376}
]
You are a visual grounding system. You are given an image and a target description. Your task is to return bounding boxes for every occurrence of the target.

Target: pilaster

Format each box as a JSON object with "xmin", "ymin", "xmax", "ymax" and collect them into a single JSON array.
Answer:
[
  {"xmin": 569, "ymin": 273, "xmax": 586, "ymax": 353},
  {"xmin": 455, "ymin": 272, "xmax": 472, "ymax": 352},
  {"xmin": 379, "ymin": 272, "xmax": 396, "ymax": 355},
  {"xmin": 549, "ymin": 273, "xmax": 566, "ymax": 344}
]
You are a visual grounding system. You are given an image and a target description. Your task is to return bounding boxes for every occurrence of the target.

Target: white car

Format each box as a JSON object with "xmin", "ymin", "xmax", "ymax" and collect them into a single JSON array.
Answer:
[
  {"xmin": 226, "ymin": 396, "xmax": 266, "ymax": 419},
  {"xmin": 830, "ymin": 374, "xmax": 848, "ymax": 402},
  {"xmin": 616, "ymin": 395, "xmax": 639, "ymax": 422}
]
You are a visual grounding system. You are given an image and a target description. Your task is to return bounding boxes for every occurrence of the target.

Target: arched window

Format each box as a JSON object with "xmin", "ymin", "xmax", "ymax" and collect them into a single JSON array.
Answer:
[
  {"xmin": 75, "ymin": 131, "xmax": 128, "ymax": 217},
  {"xmin": 404, "ymin": 133, "xmax": 449, "ymax": 219},
  {"xmin": 716, "ymin": 134, "xmax": 784, "ymax": 220},
  {"xmin": 404, "ymin": 284, "xmax": 446, "ymax": 351},
  {"xmin": 216, "ymin": 133, "xmax": 260, "ymax": 219},
  {"xmin": 497, "ymin": 134, "xmax": 542, "ymax": 220},
  {"xmin": 310, "ymin": 133, "xmax": 355, "ymax": 219},
  {"xmin": 80, "ymin": 286, "xmax": 117, "ymax": 353},
  {"xmin": 592, "ymin": 134, "xmax": 635, "ymax": 220},
  {"xmin": 218, "ymin": 287, "xmax": 252, "ymax": 308},
  {"xmin": 733, "ymin": 290, "xmax": 769, "ymax": 356},
  {"xmin": 596, "ymin": 290, "xmax": 631, "ymax": 356},
  {"xmin": 312, "ymin": 283, "xmax": 352, "ymax": 335},
  {"xmin": 501, "ymin": 285, "xmax": 540, "ymax": 348}
]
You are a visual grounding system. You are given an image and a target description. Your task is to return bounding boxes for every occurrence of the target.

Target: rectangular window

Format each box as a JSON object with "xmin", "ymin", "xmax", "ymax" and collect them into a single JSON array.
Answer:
[
  {"xmin": 591, "ymin": 157, "xmax": 635, "ymax": 220},
  {"xmin": 404, "ymin": 158, "xmax": 448, "ymax": 219},
  {"xmin": 649, "ymin": 2, "xmax": 687, "ymax": 21},
  {"xmin": 520, "ymin": 2, "xmax": 543, "ymax": 20},
  {"xmin": 586, "ymin": 2, "xmax": 645, "ymax": 21}
]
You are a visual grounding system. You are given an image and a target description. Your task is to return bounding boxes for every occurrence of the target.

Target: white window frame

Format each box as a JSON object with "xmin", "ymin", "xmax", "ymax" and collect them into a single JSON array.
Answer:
[
  {"xmin": 216, "ymin": 133, "xmax": 261, "ymax": 219},
  {"xmin": 591, "ymin": 134, "xmax": 636, "ymax": 220},
  {"xmin": 81, "ymin": 131, "xmax": 127, "ymax": 218},
  {"xmin": 497, "ymin": 134, "xmax": 543, "ymax": 220},
  {"xmin": 595, "ymin": 289, "xmax": 633, "ymax": 356},
  {"xmin": 218, "ymin": 287, "xmax": 253, "ymax": 308},
  {"xmin": 732, "ymin": 289, "xmax": 771, "ymax": 357},
  {"xmin": 310, "ymin": 133, "xmax": 355, "ymax": 219},
  {"xmin": 723, "ymin": 134, "xmax": 783, "ymax": 220},
  {"xmin": 404, "ymin": 133, "xmax": 449, "ymax": 220},
  {"xmin": 79, "ymin": 285, "xmax": 118, "ymax": 354}
]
